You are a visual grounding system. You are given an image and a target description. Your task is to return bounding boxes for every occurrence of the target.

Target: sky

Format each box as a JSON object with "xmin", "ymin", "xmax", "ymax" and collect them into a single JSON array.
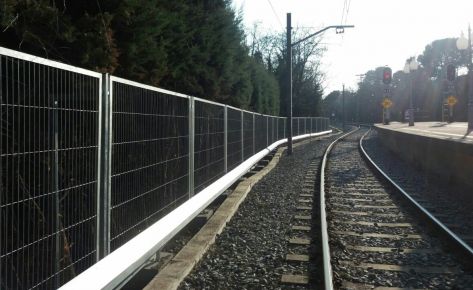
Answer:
[{"xmin": 231, "ymin": 0, "xmax": 473, "ymax": 97}]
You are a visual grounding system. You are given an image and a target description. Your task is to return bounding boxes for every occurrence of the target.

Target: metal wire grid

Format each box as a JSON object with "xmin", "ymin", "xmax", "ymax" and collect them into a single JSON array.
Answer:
[
  {"xmin": 226, "ymin": 107, "xmax": 242, "ymax": 172},
  {"xmin": 242, "ymin": 112, "xmax": 254, "ymax": 160},
  {"xmin": 272, "ymin": 117, "xmax": 278, "ymax": 144},
  {"xmin": 278, "ymin": 118, "xmax": 285, "ymax": 139},
  {"xmin": 267, "ymin": 117, "xmax": 273, "ymax": 145},
  {"xmin": 0, "ymin": 55, "xmax": 100, "ymax": 289},
  {"xmin": 292, "ymin": 117, "xmax": 298, "ymax": 136},
  {"xmin": 254, "ymin": 114, "xmax": 267, "ymax": 152},
  {"xmin": 193, "ymin": 100, "xmax": 225, "ymax": 193},
  {"xmin": 109, "ymin": 80, "xmax": 189, "ymax": 251}
]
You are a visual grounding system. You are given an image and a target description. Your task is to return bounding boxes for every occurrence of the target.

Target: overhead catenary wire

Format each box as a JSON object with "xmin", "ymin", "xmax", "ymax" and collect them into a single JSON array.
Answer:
[
  {"xmin": 345, "ymin": 0, "xmax": 352, "ymax": 25},
  {"xmin": 340, "ymin": 0, "xmax": 347, "ymax": 25},
  {"xmin": 266, "ymin": 0, "xmax": 283, "ymax": 29},
  {"xmin": 340, "ymin": 0, "xmax": 352, "ymax": 26}
]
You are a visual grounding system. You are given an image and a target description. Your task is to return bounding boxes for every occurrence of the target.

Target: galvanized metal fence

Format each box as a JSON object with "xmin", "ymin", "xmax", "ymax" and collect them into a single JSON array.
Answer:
[{"xmin": 0, "ymin": 47, "xmax": 330, "ymax": 289}]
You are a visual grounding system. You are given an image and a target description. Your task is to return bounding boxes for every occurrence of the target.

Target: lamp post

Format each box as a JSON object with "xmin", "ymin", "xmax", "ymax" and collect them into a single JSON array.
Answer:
[
  {"xmin": 456, "ymin": 26, "xmax": 473, "ymax": 131},
  {"xmin": 403, "ymin": 58, "xmax": 418, "ymax": 126},
  {"xmin": 285, "ymin": 12, "xmax": 354, "ymax": 155}
]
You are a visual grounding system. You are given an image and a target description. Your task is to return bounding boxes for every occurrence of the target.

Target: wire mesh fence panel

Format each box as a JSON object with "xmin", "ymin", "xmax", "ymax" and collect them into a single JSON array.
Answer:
[
  {"xmin": 292, "ymin": 118, "xmax": 298, "ymax": 136},
  {"xmin": 193, "ymin": 100, "xmax": 224, "ymax": 193},
  {"xmin": 0, "ymin": 52, "xmax": 101, "ymax": 289},
  {"xmin": 109, "ymin": 79, "xmax": 189, "ymax": 251},
  {"xmin": 272, "ymin": 117, "xmax": 277, "ymax": 143},
  {"xmin": 254, "ymin": 114, "xmax": 267, "ymax": 152},
  {"xmin": 278, "ymin": 118, "xmax": 285, "ymax": 140},
  {"xmin": 267, "ymin": 116, "xmax": 272, "ymax": 146},
  {"xmin": 226, "ymin": 107, "xmax": 242, "ymax": 172},
  {"xmin": 242, "ymin": 112, "xmax": 253, "ymax": 160},
  {"xmin": 269, "ymin": 117, "xmax": 272, "ymax": 144}
]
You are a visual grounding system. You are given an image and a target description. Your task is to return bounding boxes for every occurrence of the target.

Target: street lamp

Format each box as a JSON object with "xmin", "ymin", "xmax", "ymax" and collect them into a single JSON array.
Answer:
[
  {"xmin": 285, "ymin": 13, "xmax": 354, "ymax": 155},
  {"xmin": 403, "ymin": 58, "xmax": 418, "ymax": 126},
  {"xmin": 456, "ymin": 26, "xmax": 473, "ymax": 131}
]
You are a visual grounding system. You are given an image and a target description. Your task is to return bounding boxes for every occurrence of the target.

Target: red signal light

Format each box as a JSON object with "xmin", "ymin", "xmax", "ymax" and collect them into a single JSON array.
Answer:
[{"xmin": 382, "ymin": 67, "xmax": 392, "ymax": 85}]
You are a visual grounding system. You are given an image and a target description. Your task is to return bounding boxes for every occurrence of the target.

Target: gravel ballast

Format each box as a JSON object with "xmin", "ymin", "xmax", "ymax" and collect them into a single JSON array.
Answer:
[{"xmin": 179, "ymin": 134, "xmax": 337, "ymax": 289}]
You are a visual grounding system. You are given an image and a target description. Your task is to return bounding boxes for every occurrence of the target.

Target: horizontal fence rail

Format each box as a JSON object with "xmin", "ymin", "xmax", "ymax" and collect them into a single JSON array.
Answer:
[{"xmin": 0, "ymin": 46, "xmax": 331, "ymax": 289}]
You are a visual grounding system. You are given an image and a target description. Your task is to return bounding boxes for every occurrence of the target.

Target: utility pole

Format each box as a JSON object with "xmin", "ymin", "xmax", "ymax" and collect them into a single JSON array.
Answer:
[
  {"xmin": 342, "ymin": 84, "xmax": 345, "ymax": 130},
  {"xmin": 286, "ymin": 13, "xmax": 293, "ymax": 155},
  {"xmin": 285, "ymin": 13, "xmax": 354, "ymax": 155}
]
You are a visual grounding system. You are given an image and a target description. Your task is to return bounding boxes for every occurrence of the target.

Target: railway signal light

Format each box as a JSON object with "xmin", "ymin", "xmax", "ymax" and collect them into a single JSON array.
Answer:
[
  {"xmin": 382, "ymin": 67, "xmax": 392, "ymax": 85},
  {"xmin": 446, "ymin": 64, "xmax": 456, "ymax": 82}
]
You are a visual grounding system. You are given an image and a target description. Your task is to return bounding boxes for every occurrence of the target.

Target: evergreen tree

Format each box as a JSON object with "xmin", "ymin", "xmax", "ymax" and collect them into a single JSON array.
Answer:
[{"xmin": 0, "ymin": 0, "xmax": 280, "ymax": 114}]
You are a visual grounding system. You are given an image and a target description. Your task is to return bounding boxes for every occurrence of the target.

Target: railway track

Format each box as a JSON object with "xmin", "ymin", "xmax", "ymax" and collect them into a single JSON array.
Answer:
[
  {"xmin": 362, "ymin": 130, "xmax": 473, "ymax": 248},
  {"xmin": 320, "ymin": 127, "xmax": 473, "ymax": 289}
]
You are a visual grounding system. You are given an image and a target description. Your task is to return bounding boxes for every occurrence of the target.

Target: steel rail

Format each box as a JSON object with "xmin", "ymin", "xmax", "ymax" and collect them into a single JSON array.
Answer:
[
  {"xmin": 319, "ymin": 127, "xmax": 359, "ymax": 290},
  {"xmin": 59, "ymin": 130, "xmax": 332, "ymax": 290},
  {"xmin": 359, "ymin": 128, "xmax": 473, "ymax": 260}
]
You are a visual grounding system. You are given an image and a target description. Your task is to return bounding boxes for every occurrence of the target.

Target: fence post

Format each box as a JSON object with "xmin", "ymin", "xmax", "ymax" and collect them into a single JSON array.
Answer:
[
  {"xmin": 241, "ymin": 111, "xmax": 244, "ymax": 162},
  {"xmin": 188, "ymin": 96, "xmax": 195, "ymax": 197},
  {"xmin": 97, "ymin": 73, "xmax": 111, "ymax": 261},
  {"xmin": 224, "ymin": 106, "xmax": 228, "ymax": 173}
]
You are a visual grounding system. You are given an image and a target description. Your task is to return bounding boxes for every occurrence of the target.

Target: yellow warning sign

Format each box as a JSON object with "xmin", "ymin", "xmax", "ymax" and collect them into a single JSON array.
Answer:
[
  {"xmin": 381, "ymin": 98, "xmax": 393, "ymax": 109},
  {"xmin": 447, "ymin": 96, "xmax": 458, "ymax": 107}
]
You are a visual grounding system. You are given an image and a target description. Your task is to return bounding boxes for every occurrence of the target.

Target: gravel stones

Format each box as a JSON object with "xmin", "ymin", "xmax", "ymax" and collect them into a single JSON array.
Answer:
[{"xmin": 179, "ymin": 136, "xmax": 336, "ymax": 289}]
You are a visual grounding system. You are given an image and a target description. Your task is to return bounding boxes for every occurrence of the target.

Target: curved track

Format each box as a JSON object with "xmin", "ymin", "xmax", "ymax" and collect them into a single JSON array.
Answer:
[{"xmin": 320, "ymin": 127, "xmax": 473, "ymax": 289}]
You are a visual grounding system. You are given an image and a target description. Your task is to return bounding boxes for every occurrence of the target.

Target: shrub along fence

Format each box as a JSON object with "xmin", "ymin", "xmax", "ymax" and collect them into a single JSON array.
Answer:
[{"xmin": 0, "ymin": 46, "xmax": 330, "ymax": 289}]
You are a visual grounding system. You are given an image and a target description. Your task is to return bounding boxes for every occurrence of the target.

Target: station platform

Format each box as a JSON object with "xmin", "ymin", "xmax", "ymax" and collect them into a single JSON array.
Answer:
[
  {"xmin": 373, "ymin": 122, "xmax": 473, "ymax": 198},
  {"xmin": 375, "ymin": 122, "xmax": 473, "ymax": 145}
]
